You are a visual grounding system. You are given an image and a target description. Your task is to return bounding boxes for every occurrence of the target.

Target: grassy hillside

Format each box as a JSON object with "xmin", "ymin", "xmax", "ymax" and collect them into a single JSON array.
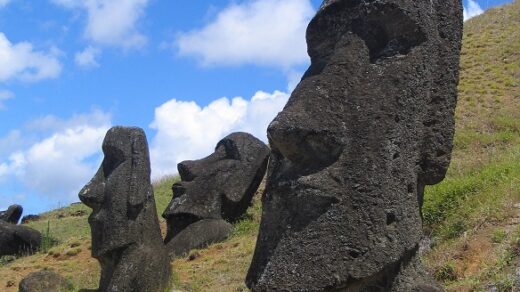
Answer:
[
  {"xmin": 422, "ymin": 1, "xmax": 520, "ymax": 290},
  {"xmin": 1, "ymin": 1, "xmax": 519, "ymax": 291}
]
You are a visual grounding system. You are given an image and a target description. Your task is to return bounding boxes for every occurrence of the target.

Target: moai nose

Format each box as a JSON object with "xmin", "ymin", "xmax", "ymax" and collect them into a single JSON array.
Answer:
[
  {"xmin": 267, "ymin": 118, "xmax": 342, "ymax": 171},
  {"xmin": 78, "ymin": 176, "xmax": 105, "ymax": 209},
  {"xmin": 177, "ymin": 161, "xmax": 197, "ymax": 181}
]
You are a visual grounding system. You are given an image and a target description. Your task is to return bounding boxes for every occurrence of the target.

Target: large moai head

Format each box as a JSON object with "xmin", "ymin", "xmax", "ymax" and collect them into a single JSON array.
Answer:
[
  {"xmin": 163, "ymin": 132, "xmax": 269, "ymax": 245},
  {"xmin": 79, "ymin": 127, "xmax": 170, "ymax": 292},
  {"xmin": 247, "ymin": 0, "xmax": 463, "ymax": 291}
]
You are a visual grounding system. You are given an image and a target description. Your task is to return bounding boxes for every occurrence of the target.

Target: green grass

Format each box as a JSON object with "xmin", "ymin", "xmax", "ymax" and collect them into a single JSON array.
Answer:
[
  {"xmin": 1, "ymin": 1, "xmax": 520, "ymax": 291},
  {"xmin": 423, "ymin": 147, "xmax": 520, "ymax": 240}
]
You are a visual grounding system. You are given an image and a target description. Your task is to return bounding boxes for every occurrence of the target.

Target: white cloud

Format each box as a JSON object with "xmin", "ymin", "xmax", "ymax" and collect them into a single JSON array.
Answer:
[
  {"xmin": 0, "ymin": 111, "xmax": 111, "ymax": 203},
  {"xmin": 0, "ymin": 90, "xmax": 13, "ymax": 109},
  {"xmin": 75, "ymin": 46, "xmax": 101, "ymax": 68},
  {"xmin": 0, "ymin": 33, "xmax": 62, "ymax": 82},
  {"xmin": 464, "ymin": 0, "xmax": 484, "ymax": 21},
  {"xmin": 0, "ymin": 0, "xmax": 11, "ymax": 8},
  {"xmin": 176, "ymin": 0, "xmax": 314, "ymax": 69},
  {"xmin": 0, "ymin": 130, "xmax": 22, "ymax": 157},
  {"xmin": 149, "ymin": 90, "xmax": 289, "ymax": 178},
  {"xmin": 52, "ymin": 0, "xmax": 148, "ymax": 49}
]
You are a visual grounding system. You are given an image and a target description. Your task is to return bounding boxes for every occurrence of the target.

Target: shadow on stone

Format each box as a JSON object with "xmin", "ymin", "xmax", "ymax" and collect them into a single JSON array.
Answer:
[
  {"xmin": 79, "ymin": 126, "xmax": 170, "ymax": 292},
  {"xmin": 0, "ymin": 204, "xmax": 23, "ymax": 224},
  {"xmin": 163, "ymin": 132, "xmax": 269, "ymax": 258},
  {"xmin": 246, "ymin": 0, "xmax": 463, "ymax": 291},
  {"xmin": 0, "ymin": 220, "xmax": 41, "ymax": 256}
]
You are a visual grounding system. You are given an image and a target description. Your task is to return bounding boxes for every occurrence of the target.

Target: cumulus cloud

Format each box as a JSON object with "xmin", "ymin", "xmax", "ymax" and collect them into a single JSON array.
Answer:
[
  {"xmin": 0, "ymin": 110, "xmax": 111, "ymax": 203},
  {"xmin": 75, "ymin": 46, "xmax": 101, "ymax": 68},
  {"xmin": 464, "ymin": 0, "xmax": 484, "ymax": 21},
  {"xmin": 0, "ymin": 33, "xmax": 62, "ymax": 82},
  {"xmin": 0, "ymin": 90, "xmax": 13, "ymax": 109},
  {"xmin": 176, "ymin": 0, "xmax": 314, "ymax": 69},
  {"xmin": 149, "ymin": 90, "xmax": 289, "ymax": 178},
  {"xmin": 52, "ymin": 0, "xmax": 148, "ymax": 49}
]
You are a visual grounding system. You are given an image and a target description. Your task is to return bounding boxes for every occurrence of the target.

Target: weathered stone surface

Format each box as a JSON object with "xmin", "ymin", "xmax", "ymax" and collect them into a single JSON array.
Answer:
[
  {"xmin": 166, "ymin": 219, "xmax": 232, "ymax": 257},
  {"xmin": 163, "ymin": 132, "xmax": 269, "ymax": 256},
  {"xmin": 0, "ymin": 204, "xmax": 23, "ymax": 224},
  {"xmin": 246, "ymin": 0, "xmax": 463, "ymax": 291},
  {"xmin": 0, "ymin": 220, "xmax": 41, "ymax": 256},
  {"xmin": 19, "ymin": 270, "xmax": 72, "ymax": 292},
  {"xmin": 79, "ymin": 127, "xmax": 170, "ymax": 292}
]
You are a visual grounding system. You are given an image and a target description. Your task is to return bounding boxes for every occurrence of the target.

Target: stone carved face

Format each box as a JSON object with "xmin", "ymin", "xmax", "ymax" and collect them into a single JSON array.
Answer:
[
  {"xmin": 162, "ymin": 132, "xmax": 269, "ymax": 242},
  {"xmin": 247, "ymin": 0, "xmax": 462, "ymax": 290},
  {"xmin": 79, "ymin": 127, "xmax": 154, "ymax": 257}
]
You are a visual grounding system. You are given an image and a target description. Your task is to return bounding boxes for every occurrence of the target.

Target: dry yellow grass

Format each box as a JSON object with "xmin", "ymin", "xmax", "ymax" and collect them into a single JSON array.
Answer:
[{"xmin": 1, "ymin": 1, "xmax": 519, "ymax": 291}]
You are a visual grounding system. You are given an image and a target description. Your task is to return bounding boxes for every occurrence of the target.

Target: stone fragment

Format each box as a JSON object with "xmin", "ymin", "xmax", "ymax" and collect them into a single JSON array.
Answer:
[
  {"xmin": 19, "ymin": 270, "xmax": 72, "ymax": 292},
  {"xmin": 0, "ymin": 204, "xmax": 23, "ymax": 224},
  {"xmin": 21, "ymin": 215, "xmax": 41, "ymax": 224},
  {"xmin": 79, "ymin": 127, "xmax": 171, "ymax": 292},
  {"xmin": 163, "ymin": 132, "xmax": 269, "ymax": 257},
  {"xmin": 0, "ymin": 220, "xmax": 41, "ymax": 256},
  {"xmin": 167, "ymin": 219, "xmax": 232, "ymax": 257},
  {"xmin": 246, "ymin": 0, "xmax": 463, "ymax": 291}
]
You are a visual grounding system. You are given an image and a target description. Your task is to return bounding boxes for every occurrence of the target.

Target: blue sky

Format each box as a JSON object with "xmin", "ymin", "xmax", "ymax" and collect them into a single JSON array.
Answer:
[{"xmin": 0, "ymin": 0, "xmax": 513, "ymax": 215}]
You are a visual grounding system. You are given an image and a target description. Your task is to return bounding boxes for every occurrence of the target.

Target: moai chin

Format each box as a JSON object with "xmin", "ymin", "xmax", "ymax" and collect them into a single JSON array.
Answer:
[
  {"xmin": 247, "ymin": 0, "xmax": 463, "ymax": 291},
  {"xmin": 79, "ymin": 127, "xmax": 170, "ymax": 292},
  {"xmin": 163, "ymin": 132, "xmax": 269, "ymax": 257}
]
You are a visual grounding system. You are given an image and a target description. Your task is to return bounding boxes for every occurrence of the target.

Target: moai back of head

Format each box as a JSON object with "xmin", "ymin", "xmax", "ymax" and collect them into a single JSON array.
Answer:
[
  {"xmin": 0, "ymin": 204, "xmax": 23, "ymax": 224},
  {"xmin": 247, "ymin": 0, "xmax": 462, "ymax": 291},
  {"xmin": 79, "ymin": 127, "xmax": 170, "ymax": 292}
]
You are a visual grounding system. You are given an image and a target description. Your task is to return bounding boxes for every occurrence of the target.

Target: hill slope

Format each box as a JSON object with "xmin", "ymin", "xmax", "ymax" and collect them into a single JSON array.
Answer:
[{"xmin": 1, "ymin": 1, "xmax": 519, "ymax": 291}]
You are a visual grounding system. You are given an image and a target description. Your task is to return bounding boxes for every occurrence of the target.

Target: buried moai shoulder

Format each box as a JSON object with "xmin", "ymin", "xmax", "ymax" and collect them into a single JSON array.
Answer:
[
  {"xmin": 0, "ymin": 204, "xmax": 41, "ymax": 257},
  {"xmin": 79, "ymin": 126, "xmax": 170, "ymax": 292},
  {"xmin": 246, "ymin": 0, "xmax": 463, "ymax": 291},
  {"xmin": 163, "ymin": 132, "xmax": 270, "ymax": 257}
]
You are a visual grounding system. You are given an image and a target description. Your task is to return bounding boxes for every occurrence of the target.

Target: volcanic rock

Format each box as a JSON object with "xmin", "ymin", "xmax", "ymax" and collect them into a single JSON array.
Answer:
[
  {"xmin": 19, "ymin": 270, "xmax": 72, "ymax": 292},
  {"xmin": 0, "ymin": 220, "xmax": 41, "ymax": 256},
  {"xmin": 163, "ymin": 132, "xmax": 269, "ymax": 257},
  {"xmin": 0, "ymin": 204, "xmax": 23, "ymax": 224},
  {"xmin": 21, "ymin": 215, "xmax": 41, "ymax": 224},
  {"xmin": 246, "ymin": 0, "xmax": 463, "ymax": 291},
  {"xmin": 79, "ymin": 127, "xmax": 171, "ymax": 292}
]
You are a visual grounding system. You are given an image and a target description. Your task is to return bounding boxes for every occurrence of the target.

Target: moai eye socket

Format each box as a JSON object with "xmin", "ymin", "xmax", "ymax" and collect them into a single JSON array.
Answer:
[
  {"xmin": 351, "ymin": 5, "xmax": 426, "ymax": 63},
  {"xmin": 102, "ymin": 145, "xmax": 126, "ymax": 178},
  {"xmin": 215, "ymin": 138, "xmax": 241, "ymax": 161}
]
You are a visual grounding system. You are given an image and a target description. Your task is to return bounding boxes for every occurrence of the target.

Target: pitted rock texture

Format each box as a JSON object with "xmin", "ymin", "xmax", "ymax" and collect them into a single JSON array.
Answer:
[
  {"xmin": 0, "ymin": 204, "xmax": 23, "ymax": 224},
  {"xmin": 166, "ymin": 219, "xmax": 232, "ymax": 257},
  {"xmin": 79, "ymin": 127, "xmax": 170, "ymax": 292},
  {"xmin": 19, "ymin": 270, "xmax": 73, "ymax": 292},
  {"xmin": 246, "ymin": 0, "xmax": 463, "ymax": 291},
  {"xmin": 163, "ymin": 132, "xmax": 269, "ymax": 257},
  {"xmin": 0, "ymin": 220, "xmax": 41, "ymax": 256}
]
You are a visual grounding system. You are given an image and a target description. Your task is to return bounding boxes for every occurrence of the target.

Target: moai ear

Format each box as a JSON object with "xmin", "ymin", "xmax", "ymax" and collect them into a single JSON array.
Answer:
[
  {"xmin": 419, "ymin": 0, "xmax": 462, "ymax": 186},
  {"xmin": 216, "ymin": 137, "xmax": 241, "ymax": 160},
  {"xmin": 127, "ymin": 130, "xmax": 151, "ymax": 213}
]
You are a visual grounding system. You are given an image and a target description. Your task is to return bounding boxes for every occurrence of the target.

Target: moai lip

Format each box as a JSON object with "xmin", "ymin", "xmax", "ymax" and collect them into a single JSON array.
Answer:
[
  {"xmin": 79, "ymin": 126, "xmax": 171, "ymax": 292},
  {"xmin": 246, "ymin": 0, "xmax": 463, "ymax": 291}
]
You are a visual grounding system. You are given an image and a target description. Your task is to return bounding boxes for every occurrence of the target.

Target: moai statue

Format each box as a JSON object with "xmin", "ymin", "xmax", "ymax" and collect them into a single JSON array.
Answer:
[
  {"xmin": 163, "ymin": 132, "xmax": 269, "ymax": 257},
  {"xmin": 79, "ymin": 127, "xmax": 170, "ymax": 292},
  {"xmin": 0, "ymin": 204, "xmax": 23, "ymax": 224},
  {"xmin": 0, "ymin": 220, "xmax": 41, "ymax": 256},
  {"xmin": 247, "ymin": 0, "xmax": 463, "ymax": 291}
]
